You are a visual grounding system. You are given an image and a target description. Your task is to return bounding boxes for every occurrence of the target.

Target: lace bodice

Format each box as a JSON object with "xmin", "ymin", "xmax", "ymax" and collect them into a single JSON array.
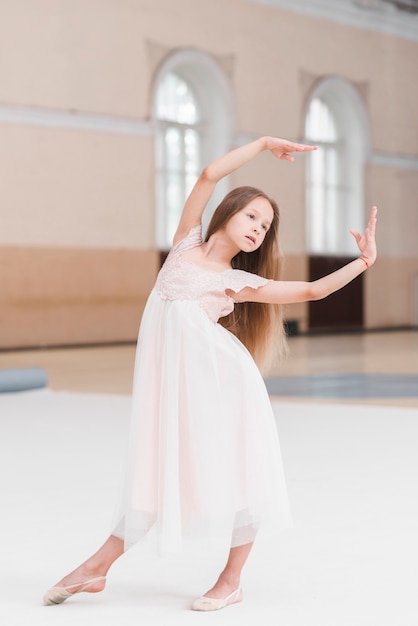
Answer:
[{"xmin": 155, "ymin": 226, "xmax": 270, "ymax": 323}]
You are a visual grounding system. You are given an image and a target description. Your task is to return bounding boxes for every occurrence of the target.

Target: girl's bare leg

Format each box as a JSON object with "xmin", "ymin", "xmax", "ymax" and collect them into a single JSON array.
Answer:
[
  {"xmin": 202, "ymin": 542, "xmax": 253, "ymax": 599},
  {"xmin": 51, "ymin": 534, "xmax": 124, "ymax": 594}
]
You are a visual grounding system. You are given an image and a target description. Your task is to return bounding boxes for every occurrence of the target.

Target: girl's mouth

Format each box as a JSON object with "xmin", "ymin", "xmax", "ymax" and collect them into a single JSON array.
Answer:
[{"xmin": 246, "ymin": 235, "xmax": 256, "ymax": 244}]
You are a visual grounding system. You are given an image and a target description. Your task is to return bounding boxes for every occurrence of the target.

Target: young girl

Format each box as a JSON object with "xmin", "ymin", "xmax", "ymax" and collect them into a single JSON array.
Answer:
[{"xmin": 43, "ymin": 136, "xmax": 377, "ymax": 611}]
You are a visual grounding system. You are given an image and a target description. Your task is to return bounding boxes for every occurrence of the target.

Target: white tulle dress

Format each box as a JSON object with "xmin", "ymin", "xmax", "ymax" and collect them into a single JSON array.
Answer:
[{"xmin": 112, "ymin": 226, "xmax": 291, "ymax": 554}]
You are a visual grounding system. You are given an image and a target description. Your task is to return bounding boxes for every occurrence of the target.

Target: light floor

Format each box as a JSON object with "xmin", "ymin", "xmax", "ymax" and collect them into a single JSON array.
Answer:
[{"xmin": 1, "ymin": 330, "xmax": 418, "ymax": 625}]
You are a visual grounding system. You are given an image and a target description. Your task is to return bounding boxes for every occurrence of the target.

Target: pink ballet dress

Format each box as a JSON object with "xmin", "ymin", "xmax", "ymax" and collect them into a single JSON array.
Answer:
[{"xmin": 112, "ymin": 226, "xmax": 291, "ymax": 553}]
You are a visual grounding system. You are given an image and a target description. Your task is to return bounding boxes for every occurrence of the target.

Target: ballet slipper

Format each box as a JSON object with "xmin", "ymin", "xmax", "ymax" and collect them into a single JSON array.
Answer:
[
  {"xmin": 43, "ymin": 576, "xmax": 107, "ymax": 606},
  {"xmin": 191, "ymin": 586, "xmax": 242, "ymax": 611}
]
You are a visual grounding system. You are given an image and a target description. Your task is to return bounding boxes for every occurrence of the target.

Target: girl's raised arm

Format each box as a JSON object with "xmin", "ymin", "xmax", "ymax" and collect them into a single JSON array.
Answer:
[
  {"xmin": 173, "ymin": 136, "xmax": 317, "ymax": 245},
  {"xmin": 233, "ymin": 206, "xmax": 378, "ymax": 305}
]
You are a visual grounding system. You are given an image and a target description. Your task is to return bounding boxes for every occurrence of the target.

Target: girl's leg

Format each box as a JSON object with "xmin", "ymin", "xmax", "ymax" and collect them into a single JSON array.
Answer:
[
  {"xmin": 201, "ymin": 541, "xmax": 254, "ymax": 599},
  {"xmin": 51, "ymin": 534, "xmax": 124, "ymax": 593}
]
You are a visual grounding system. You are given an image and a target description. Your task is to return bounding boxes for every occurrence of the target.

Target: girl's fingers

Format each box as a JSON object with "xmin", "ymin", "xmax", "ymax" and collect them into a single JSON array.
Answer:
[
  {"xmin": 350, "ymin": 229, "xmax": 361, "ymax": 243},
  {"xmin": 287, "ymin": 142, "xmax": 318, "ymax": 152},
  {"xmin": 368, "ymin": 207, "xmax": 377, "ymax": 227},
  {"xmin": 269, "ymin": 138, "xmax": 318, "ymax": 154},
  {"xmin": 298, "ymin": 143, "xmax": 318, "ymax": 151}
]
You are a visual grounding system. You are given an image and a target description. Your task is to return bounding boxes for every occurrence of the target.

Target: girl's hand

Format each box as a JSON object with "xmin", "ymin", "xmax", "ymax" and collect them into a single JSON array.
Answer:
[
  {"xmin": 265, "ymin": 136, "xmax": 318, "ymax": 162},
  {"xmin": 350, "ymin": 206, "xmax": 378, "ymax": 266}
]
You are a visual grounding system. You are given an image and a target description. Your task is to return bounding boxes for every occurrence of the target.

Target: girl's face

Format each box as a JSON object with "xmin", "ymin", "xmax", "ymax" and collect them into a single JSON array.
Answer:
[{"xmin": 223, "ymin": 197, "xmax": 274, "ymax": 252}]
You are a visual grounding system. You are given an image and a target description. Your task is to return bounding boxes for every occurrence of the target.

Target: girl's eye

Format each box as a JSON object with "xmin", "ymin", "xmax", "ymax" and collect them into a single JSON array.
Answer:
[{"xmin": 247, "ymin": 213, "xmax": 254, "ymax": 219}]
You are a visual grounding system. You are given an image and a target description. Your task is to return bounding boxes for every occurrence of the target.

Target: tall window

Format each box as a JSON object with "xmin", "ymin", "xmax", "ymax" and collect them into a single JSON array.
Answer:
[
  {"xmin": 305, "ymin": 98, "xmax": 342, "ymax": 254},
  {"xmin": 305, "ymin": 79, "xmax": 369, "ymax": 256},
  {"xmin": 155, "ymin": 73, "xmax": 202, "ymax": 248},
  {"xmin": 153, "ymin": 50, "xmax": 234, "ymax": 250}
]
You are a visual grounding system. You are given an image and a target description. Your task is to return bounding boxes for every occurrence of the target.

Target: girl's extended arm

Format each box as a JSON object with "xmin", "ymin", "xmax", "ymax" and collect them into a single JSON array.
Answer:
[
  {"xmin": 234, "ymin": 206, "xmax": 378, "ymax": 305},
  {"xmin": 173, "ymin": 136, "xmax": 317, "ymax": 245}
]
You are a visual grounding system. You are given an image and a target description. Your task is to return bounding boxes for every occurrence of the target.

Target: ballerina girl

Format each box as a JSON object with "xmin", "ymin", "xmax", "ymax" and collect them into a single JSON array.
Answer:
[{"xmin": 43, "ymin": 136, "xmax": 377, "ymax": 611}]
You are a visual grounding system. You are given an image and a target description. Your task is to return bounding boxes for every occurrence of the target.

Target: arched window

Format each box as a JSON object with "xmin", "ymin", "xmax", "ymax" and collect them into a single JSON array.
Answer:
[
  {"xmin": 155, "ymin": 73, "xmax": 202, "ymax": 247},
  {"xmin": 153, "ymin": 50, "xmax": 234, "ymax": 249},
  {"xmin": 305, "ymin": 98, "xmax": 340, "ymax": 254},
  {"xmin": 305, "ymin": 78, "xmax": 369, "ymax": 256}
]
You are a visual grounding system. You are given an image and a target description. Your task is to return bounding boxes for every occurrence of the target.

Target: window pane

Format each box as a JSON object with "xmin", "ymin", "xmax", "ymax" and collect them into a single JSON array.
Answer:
[
  {"xmin": 184, "ymin": 128, "xmax": 199, "ymax": 174},
  {"xmin": 185, "ymin": 173, "xmax": 198, "ymax": 198},
  {"xmin": 306, "ymin": 98, "xmax": 338, "ymax": 143},
  {"xmin": 156, "ymin": 72, "xmax": 199, "ymax": 124},
  {"xmin": 165, "ymin": 127, "xmax": 182, "ymax": 172},
  {"xmin": 306, "ymin": 97, "xmax": 341, "ymax": 254},
  {"xmin": 155, "ymin": 73, "xmax": 202, "ymax": 248},
  {"xmin": 310, "ymin": 185, "xmax": 325, "ymax": 253},
  {"xmin": 165, "ymin": 172, "xmax": 183, "ymax": 243},
  {"xmin": 326, "ymin": 146, "xmax": 338, "ymax": 187}
]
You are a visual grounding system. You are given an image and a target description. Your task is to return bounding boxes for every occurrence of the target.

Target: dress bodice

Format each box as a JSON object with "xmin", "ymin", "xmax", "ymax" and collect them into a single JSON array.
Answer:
[{"xmin": 155, "ymin": 226, "xmax": 270, "ymax": 323}]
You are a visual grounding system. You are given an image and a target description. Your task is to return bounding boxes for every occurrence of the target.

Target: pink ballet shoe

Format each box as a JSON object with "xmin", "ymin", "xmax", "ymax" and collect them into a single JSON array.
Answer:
[
  {"xmin": 191, "ymin": 586, "xmax": 242, "ymax": 611},
  {"xmin": 43, "ymin": 576, "xmax": 107, "ymax": 606}
]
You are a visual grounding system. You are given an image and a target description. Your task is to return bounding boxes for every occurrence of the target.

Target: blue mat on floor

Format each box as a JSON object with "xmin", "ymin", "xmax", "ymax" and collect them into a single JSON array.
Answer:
[
  {"xmin": 265, "ymin": 373, "xmax": 418, "ymax": 399},
  {"xmin": 0, "ymin": 368, "xmax": 48, "ymax": 393}
]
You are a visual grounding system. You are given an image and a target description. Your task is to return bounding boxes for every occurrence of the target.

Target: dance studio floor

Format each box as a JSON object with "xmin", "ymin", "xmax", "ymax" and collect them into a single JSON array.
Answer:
[{"xmin": 1, "ymin": 331, "xmax": 418, "ymax": 625}]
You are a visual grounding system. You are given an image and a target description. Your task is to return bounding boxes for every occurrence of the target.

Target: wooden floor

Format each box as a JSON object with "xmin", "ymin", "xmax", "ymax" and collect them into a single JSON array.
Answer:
[{"xmin": 1, "ymin": 329, "xmax": 417, "ymax": 406}]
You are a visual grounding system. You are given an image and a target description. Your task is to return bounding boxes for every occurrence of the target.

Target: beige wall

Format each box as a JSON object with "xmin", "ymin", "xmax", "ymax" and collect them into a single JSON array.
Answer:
[
  {"xmin": 0, "ymin": 246, "xmax": 158, "ymax": 349},
  {"xmin": 0, "ymin": 0, "xmax": 417, "ymax": 348},
  {"xmin": 367, "ymin": 257, "xmax": 418, "ymax": 328},
  {"xmin": 0, "ymin": 125, "xmax": 154, "ymax": 248},
  {"xmin": 365, "ymin": 164, "xmax": 418, "ymax": 328}
]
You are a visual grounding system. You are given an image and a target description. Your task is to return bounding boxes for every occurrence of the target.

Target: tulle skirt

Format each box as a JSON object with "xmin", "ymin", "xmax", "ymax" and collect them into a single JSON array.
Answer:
[{"xmin": 112, "ymin": 290, "xmax": 291, "ymax": 554}]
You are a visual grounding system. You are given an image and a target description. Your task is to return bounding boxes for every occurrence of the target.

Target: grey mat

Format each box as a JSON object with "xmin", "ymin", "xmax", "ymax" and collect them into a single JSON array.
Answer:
[
  {"xmin": 0, "ymin": 367, "xmax": 48, "ymax": 393},
  {"xmin": 265, "ymin": 373, "xmax": 418, "ymax": 399}
]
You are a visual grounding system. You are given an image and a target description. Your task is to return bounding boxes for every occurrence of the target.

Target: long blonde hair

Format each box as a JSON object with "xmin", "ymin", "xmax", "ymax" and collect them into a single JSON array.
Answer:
[{"xmin": 205, "ymin": 186, "xmax": 287, "ymax": 373}]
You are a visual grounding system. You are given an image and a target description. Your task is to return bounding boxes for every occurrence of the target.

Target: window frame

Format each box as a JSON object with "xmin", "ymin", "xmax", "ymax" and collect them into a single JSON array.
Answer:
[
  {"xmin": 304, "ymin": 78, "xmax": 370, "ymax": 256},
  {"xmin": 152, "ymin": 49, "xmax": 235, "ymax": 250}
]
